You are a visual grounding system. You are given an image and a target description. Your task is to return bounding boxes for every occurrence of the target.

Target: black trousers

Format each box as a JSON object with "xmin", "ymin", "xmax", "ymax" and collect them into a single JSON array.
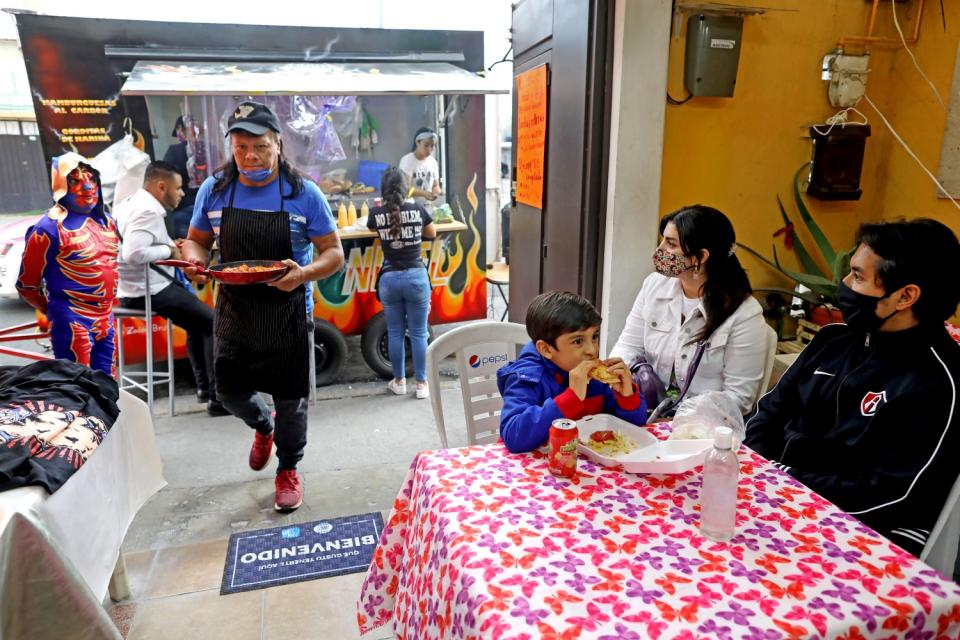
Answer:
[
  {"xmin": 217, "ymin": 392, "xmax": 308, "ymax": 471},
  {"xmin": 119, "ymin": 282, "xmax": 216, "ymax": 400}
]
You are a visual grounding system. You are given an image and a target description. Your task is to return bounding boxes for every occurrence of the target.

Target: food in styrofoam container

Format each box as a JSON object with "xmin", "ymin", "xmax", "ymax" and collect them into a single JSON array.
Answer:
[
  {"xmin": 580, "ymin": 430, "xmax": 636, "ymax": 457},
  {"xmin": 575, "ymin": 414, "xmax": 712, "ymax": 474}
]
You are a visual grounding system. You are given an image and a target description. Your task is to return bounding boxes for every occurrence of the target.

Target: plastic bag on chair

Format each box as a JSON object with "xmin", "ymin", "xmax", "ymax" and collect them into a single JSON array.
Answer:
[
  {"xmin": 90, "ymin": 134, "xmax": 150, "ymax": 209},
  {"xmin": 669, "ymin": 391, "xmax": 745, "ymax": 448}
]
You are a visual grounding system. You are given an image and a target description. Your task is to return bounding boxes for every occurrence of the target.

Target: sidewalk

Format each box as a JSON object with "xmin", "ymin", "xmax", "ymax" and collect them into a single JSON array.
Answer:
[
  {"xmin": 123, "ymin": 379, "xmax": 466, "ymax": 552},
  {"xmin": 111, "ymin": 376, "xmax": 469, "ymax": 638},
  {"xmin": 104, "ymin": 285, "xmax": 508, "ymax": 637}
]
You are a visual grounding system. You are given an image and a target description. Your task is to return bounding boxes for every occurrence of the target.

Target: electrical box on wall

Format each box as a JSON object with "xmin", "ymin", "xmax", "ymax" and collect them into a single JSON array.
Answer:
[
  {"xmin": 684, "ymin": 14, "xmax": 744, "ymax": 97},
  {"xmin": 807, "ymin": 124, "xmax": 871, "ymax": 200},
  {"xmin": 826, "ymin": 54, "xmax": 870, "ymax": 108}
]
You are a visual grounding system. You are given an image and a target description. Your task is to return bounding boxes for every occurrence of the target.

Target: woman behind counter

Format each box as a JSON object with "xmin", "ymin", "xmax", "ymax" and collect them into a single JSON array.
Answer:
[
  {"xmin": 398, "ymin": 127, "xmax": 442, "ymax": 207},
  {"xmin": 367, "ymin": 167, "xmax": 437, "ymax": 399},
  {"xmin": 609, "ymin": 205, "xmax": 767, "ymax": 415}
]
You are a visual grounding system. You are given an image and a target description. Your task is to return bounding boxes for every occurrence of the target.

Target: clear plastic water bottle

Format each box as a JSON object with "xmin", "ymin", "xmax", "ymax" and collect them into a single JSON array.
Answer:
[{"xmin": 699, "ymin": 426, "xmax": 739, "ymax": 542}]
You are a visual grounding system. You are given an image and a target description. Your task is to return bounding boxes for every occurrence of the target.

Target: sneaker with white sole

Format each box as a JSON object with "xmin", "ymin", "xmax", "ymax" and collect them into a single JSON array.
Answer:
[
  {"xmin": 415, "ymin": 383, "xmax": 430, "ymax": 399},
  {"xmin": 387, "ymin": 379, "xmax": 407, "ymax": 395},
  {"xmin": 274, "ymin": 469, "xmax": 303, "ymax": 512}
]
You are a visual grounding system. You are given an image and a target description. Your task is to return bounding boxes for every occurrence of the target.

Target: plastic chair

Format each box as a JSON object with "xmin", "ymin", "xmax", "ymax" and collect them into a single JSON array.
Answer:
[
  {"xmin": 486, "ymin": 262, "xmax": 510, "ymax": 322},
  {"xmin": 115, "ymin": 264, "xmax": 175, "ymax": 419},
  {"xmin": 754, "ymin": 324, "xmax": 779, "ymax": 405},
  {"xmin": 426, "ymin": 321, "xmax": 529, "ymax": 448},
  {"xmin": 920, "ymin": 473, "xmax": 960, "ymax": 577}
]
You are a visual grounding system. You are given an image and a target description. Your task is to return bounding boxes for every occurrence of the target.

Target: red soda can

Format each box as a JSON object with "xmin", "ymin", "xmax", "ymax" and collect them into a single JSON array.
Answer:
[{"xmin": 548, "ymin": 419, "xmax": 578, "ymax": 478}]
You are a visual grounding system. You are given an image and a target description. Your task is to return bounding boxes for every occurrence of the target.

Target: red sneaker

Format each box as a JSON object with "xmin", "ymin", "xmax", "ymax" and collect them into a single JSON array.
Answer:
[
  {"xmin": 248, "ymin": 431, "xmax": 273, "ymax": 471},
  {"xmin": 274, "ymin": 469, "xmax": 303, "ymax": 512}
]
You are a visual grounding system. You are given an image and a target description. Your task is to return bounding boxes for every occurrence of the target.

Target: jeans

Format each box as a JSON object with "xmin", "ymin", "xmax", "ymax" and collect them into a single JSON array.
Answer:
[
  {"xmin": 217, "ymin": 391, "xmax": 308, "ymax": 471},
  {"xmin": 120, "ymin": 281, "xmax": 217, "ymax": 401},
  {"xmin": 379, "ymin": 267, "xmax": 431, "ymax": 382}
]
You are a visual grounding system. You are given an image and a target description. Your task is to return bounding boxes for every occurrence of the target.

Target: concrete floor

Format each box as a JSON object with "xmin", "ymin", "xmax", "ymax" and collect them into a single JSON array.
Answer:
[{"xmin": 123, "ymin": 379, "xmax": 469, "ymax": 552}]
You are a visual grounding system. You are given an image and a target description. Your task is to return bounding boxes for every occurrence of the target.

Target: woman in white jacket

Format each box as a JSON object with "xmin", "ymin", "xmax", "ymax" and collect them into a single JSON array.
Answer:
[{"xmin": 610, "ymin": 205, "xmax": 767, "ymax": 415}]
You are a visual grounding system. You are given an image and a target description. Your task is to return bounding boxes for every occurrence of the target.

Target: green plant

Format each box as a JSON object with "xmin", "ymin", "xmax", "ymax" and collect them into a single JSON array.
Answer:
[{"xmin": 737, "ymin": 164, "xmax": 853, "ymax": 306}]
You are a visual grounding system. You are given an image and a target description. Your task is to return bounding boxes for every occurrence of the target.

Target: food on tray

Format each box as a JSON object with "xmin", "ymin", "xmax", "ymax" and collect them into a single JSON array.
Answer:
[
  {"xmin": 589, "ymin": 363, "xmax": 619, "ymax": 384},
  {"xmin": 580, "ymin": 430, "xmax": 636, "ymax": 457},
  {"xmin": 351, "ymin": 182, "xmax": 376, "ymax": 194},
  {"xmin": 221, "ymin": 263, "xmax": 282, "ymax": 273},
  {"xmin": 319, "ymin": 176, "xmax": 353, "ymax": 194}
]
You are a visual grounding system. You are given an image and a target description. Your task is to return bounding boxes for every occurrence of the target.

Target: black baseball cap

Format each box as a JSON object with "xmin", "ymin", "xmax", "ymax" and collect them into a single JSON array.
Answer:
[{"xmin": 225, "ymin": 101, "xmax": 282, "ymax": 136}]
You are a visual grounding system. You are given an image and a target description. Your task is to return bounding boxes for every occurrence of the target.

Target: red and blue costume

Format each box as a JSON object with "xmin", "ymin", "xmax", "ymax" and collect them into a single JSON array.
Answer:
[{"xmin": 16, "ymin": 153, "xmax": 119, "ymax": 376}]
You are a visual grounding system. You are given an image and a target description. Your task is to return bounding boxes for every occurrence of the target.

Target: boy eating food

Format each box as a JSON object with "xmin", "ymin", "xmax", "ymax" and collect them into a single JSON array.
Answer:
[{"xmin": 497, "ymin": 290, "xmax": 648, "ymax": 453}]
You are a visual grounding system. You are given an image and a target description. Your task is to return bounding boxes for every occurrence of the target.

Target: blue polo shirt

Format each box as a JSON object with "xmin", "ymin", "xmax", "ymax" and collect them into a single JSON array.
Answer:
[{"xmin": 191, "ymin": 174, "xmax": 336, "ymax": 314}]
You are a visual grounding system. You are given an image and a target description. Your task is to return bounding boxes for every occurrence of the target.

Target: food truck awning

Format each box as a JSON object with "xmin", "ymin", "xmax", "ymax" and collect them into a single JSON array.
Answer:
[{"xmin": 120, "ymin": 61, "xmax": 509, "ymax": 96}]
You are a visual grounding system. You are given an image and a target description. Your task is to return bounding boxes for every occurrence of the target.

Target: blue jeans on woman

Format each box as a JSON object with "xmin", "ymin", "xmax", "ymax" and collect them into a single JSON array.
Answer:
[{"xmin": 379, "ymin": 267, "xmax": 431, "ymax": 382}]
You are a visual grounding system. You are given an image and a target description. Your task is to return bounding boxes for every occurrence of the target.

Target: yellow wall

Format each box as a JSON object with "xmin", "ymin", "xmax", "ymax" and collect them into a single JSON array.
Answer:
[
  {"xmin": 879, "ymin": 1, "xmax": 960, "ymax": 220},
  {"xmin": 659, "ymin": 0, "xmax": 957, "ymax": 293}
]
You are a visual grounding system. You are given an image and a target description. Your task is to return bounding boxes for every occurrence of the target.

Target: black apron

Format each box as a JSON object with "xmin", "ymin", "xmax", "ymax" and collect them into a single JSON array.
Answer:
[{"xmin": 214, "ymin": 177, "xmax": 310, "ymax": 399}]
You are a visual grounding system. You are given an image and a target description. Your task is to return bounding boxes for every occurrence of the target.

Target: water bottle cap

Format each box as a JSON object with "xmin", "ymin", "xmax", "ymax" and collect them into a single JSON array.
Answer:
[{"xmin": 713, "ymin": 426, "xmax": 733, "ymax": 449}]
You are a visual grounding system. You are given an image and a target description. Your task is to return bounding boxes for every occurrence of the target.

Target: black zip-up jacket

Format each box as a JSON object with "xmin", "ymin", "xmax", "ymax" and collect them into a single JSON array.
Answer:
[{"xmin": 744, "ymin": 322, "xmax": 960, "ymax": 555}]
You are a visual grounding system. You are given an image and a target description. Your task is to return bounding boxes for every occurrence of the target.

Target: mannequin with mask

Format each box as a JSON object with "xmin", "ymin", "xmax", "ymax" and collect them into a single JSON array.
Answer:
[
  {"xmin": 744, "ymin": 218, "xmax": 960, "ymax": 558},
  {"xmin": 16, "ymin": 153, "xmax": 119, "ymax": 377},
  {"xmin": 610, "ymin": 205, "xmax": 768, "ymax": 415}
]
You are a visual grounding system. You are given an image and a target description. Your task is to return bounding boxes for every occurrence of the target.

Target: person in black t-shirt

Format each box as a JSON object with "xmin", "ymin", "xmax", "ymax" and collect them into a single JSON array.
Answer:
[{"xmin": 367, "ymin": 167, "xmax": 436, "ymax": 399}]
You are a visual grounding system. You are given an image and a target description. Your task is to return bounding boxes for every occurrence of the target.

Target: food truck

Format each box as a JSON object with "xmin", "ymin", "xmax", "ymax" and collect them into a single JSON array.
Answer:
[{"xmin": 10, "ymin": 11, "xmax": 506, "ymax": 383}]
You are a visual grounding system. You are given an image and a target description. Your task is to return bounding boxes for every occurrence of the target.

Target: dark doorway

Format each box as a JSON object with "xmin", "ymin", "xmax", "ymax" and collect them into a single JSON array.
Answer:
[
  {"xmin": 510, "ymin": 0, "xmax": 613, "ymax": 320},
  {"xmin": 0, "ymin": 122, "xmax": 49, "ymax": 213}
]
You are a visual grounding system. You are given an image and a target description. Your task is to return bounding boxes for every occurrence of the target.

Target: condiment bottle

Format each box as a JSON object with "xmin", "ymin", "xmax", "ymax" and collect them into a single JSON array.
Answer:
[
  {"xmin": 337, "ymin": 201, "xmax": 348, "ymax": 229},
  {"xmin": 347, "ymin": 200, "xmax": 357, "ymax": 226}
]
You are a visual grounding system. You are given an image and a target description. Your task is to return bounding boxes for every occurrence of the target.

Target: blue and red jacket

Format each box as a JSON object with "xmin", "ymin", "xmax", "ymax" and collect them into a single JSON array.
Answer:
[{"xmin": 497, "ymin": 342, "xmax": 648, "ymax": 453}]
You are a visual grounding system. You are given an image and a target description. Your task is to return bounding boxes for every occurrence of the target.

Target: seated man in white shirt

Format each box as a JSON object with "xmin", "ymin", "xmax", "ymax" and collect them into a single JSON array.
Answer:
[{"xmin": 114, "ymin": 161, "xmax": 227, "ymax": 416}]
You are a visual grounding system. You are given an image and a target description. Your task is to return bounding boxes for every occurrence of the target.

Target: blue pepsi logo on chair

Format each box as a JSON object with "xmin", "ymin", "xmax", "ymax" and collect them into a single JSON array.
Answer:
[{"xmin": 469, "ymin": 353, "xmax": 509, "ymax": 368}]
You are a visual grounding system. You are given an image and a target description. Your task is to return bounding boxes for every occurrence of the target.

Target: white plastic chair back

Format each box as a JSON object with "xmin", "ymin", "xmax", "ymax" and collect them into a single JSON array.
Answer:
[
  {"xmin": 426, "ymin": 321, "xmax": 529, "ymax": 448},
  {"xmin": 754, "ymin": 324, "xmax": 779, "ymax": 406},
  {"xmin": 920, "ymin": 473, "xmax": 960, "ymax": 577}
]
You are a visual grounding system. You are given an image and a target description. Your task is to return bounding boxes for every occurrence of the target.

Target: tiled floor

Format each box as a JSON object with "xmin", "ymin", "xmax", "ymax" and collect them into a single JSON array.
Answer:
[{"xmin": 108, "ymin": 539, "xmax": 393, "ymax": 640}]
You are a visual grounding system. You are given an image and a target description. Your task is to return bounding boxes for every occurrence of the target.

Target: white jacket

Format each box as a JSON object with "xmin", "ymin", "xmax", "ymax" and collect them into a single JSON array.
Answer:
[
  {"xmin": 609, "ymin": 272, "xmax": 767, "ymax": 414},
  {"xmin": 115, "ymin": 188, "xmax": 175, "ymax": 299}
]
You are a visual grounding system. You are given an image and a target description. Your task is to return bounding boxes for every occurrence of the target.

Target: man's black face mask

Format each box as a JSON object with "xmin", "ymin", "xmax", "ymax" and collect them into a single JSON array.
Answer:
[{"xmin": 837, "ymin": 281, "xmax": 898, "ymax": 333}]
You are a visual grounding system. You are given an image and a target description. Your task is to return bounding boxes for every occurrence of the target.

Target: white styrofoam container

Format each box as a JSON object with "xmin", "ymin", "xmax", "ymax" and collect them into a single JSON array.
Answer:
[{"xmin": 575, "ymin": 414, "xmax": 714, "ymax": 474}]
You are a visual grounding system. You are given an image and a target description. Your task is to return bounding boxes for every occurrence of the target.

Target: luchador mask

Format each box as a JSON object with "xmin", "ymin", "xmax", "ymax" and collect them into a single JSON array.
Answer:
[{"xmin": 63, "ymin": 166, "xmax": 99, "ymax": 213}]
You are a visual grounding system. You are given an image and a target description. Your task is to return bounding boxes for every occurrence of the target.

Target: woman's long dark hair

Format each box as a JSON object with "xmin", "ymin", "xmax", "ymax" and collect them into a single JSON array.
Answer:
[
  {"xmin": 660, "ymin": 205, "xmax": 752, "ymax": 343},
  {"xmin": 380, "ymin": 166, "xmax": 407, "ymax": 240},
  {"xmin": 213, "ymin": 132, "xmax": 307, "ymax": 197},
  {"xmin": 411, "ymin": 127, "xmax": 436, "ymax": 153}
]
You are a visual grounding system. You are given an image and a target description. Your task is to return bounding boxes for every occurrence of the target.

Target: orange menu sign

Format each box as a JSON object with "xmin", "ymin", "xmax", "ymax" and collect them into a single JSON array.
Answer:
[{"xmin": 516, "ymin": 64, "xmax": 548, "ymax": 209}]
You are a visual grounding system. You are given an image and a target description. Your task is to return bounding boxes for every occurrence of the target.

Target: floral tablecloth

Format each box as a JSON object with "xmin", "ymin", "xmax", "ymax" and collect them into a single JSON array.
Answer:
[{"xmin": 358, "ymin": 430, "xmax": 960, "ymax": 639}]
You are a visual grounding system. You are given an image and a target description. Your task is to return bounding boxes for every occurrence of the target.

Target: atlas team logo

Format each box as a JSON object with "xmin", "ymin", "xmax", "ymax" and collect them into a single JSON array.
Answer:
[
  {"xmin": 469, "ymin": 353, "xmax": 509, "ymax": 368},
  {"xmin": 861, "ymin": 390, "xmax": 887, "ymax": 417}
]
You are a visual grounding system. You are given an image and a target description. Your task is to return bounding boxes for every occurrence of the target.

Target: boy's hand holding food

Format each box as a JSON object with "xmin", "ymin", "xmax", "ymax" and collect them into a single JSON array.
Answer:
[
  {"xmin": 590, "ymin": 358, "xmax": 633, "ymax": 397},
  {"xmin": 569, "ymin": 359, "xmax": 599, "ymax": 400},
  {"xmin": 603, "ymin": 358, "xmax": 633, "ymax": 398}
]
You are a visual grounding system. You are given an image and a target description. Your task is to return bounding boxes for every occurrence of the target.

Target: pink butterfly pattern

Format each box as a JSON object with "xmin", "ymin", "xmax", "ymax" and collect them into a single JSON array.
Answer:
[{"xmin": 357, "ymin": 428, "xmax": 960, "ymax": 638}]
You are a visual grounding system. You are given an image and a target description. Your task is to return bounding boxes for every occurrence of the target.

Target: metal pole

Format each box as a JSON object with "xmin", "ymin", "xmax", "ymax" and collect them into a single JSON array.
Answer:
[{"xmin": 144, "ymin": 266, "xmax": 154, "ymax": 416}]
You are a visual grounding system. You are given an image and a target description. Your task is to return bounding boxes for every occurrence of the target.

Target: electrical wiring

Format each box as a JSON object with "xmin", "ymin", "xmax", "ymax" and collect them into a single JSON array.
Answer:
[
  {"xmin": 891, "ymin": 0, "xmax": 946, "ymax": 109},
  {"xmin": 667, "ymin": 91, "xmax": 693, "ymax": 105},
  {"xmin": 488, "ymin": 46, "xmax": 513, "ymax": 71},
  {"xmin": 811, "ymin": 107, "xmax": 870, "ymax": 137},
  {"xmin": 862, "ymin": 93, "xmax": 960, "ymax": 210}
]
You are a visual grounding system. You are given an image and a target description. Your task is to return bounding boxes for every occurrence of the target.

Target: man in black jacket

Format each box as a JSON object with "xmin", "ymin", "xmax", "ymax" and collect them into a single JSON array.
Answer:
[{"xmin": 745, "ymin": 219, "xmax": 960, "ymax": 556}]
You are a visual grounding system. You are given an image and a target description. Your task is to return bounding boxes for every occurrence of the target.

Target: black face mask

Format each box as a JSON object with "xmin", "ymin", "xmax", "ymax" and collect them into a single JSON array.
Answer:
[{"xmin": 837, "ymin": 281, "xmax": 897, "ymax": 333}]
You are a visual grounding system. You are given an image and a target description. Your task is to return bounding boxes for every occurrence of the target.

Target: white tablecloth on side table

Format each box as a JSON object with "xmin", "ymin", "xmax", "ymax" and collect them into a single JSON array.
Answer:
[{"xmin": 0, "ymin": 390, "xmax": 165, "ymax": 635}]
